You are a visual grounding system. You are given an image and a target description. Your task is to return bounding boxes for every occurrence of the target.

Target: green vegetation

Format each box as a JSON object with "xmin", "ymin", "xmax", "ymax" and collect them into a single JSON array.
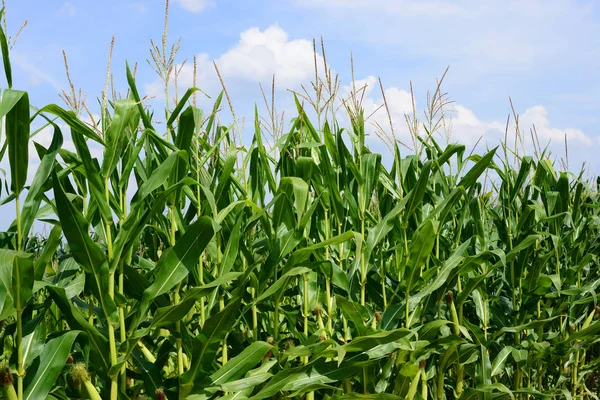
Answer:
[{"xmin": 0, "ymin": 3, "xmax": 598, "ymax": 400}]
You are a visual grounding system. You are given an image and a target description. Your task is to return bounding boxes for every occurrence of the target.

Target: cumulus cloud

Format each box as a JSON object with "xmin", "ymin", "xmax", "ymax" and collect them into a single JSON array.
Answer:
[
  {"xmin": 346, "ymin": 76, "xmax": 592, "ymax": 150},
  {"xmin": 174, "ymin": 0, "xmax": 213, "ymax": 13},
  {"xmin": 143, "ymin": 24, "xmax": 593, "ymax": 159},
  {"xmin": 339, "ymin": 75, "xmax": 413, "ymax": 137},
  {"xmin": 215, "ymin": 26, "xmax": 318, "ymax": 86},
  {"xmin": 519, "ymin": 106, "xmax": 591, "ymax": 145},
  {"xmin": 145, "ymin": 25, "xmax": 321, "ymax": 101}
]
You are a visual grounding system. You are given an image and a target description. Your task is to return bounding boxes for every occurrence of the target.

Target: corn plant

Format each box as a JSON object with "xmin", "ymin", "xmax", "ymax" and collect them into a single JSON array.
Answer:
[{"xmin": 0, "ymin": 3, "xmax": 598, "ymax": 400}]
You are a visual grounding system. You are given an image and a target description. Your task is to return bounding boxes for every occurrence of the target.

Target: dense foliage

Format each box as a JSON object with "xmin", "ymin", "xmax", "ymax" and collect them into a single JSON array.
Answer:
[{"xmin": 0, "ymin": 5, "xmax": 599, "ymax": 400}]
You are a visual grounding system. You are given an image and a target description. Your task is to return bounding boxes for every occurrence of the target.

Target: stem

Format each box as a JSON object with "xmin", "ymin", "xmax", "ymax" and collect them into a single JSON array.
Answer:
[
  {"xmin": 170, "ymin": 205, "xmax": 185, "ymax": 376},
  {"xmin": 252, "ymin": 286, "xmax": 258, "ymax": 340},
  {"xmin": 199, "ymin": 252, "xmax": 206, "ymax": 326},
  {"xmin": 305, "ymin": 274, "xmax": 314, "ymax": 400},
  {"xmin": 339, "ymin": 222, "xmax": 351, "ymax": 343},
  {"xmin": 449, "ymin": 292, "xmax": 463, "ymax": 397},
  {"xmin": 119, "ymin": 188, "xmax": 127, "ymax": 391},
  {"xmin": 15, "ymin": 195, "xmax": 23, "ymax": 400},
  {"xmin": 16, "ymin": 310, "xmax": 22, "ymax": 400},
  {"xmin": 175, "ymin": 283, "xmax": 184, "ymax": 375},
  {"xmin": 324, "ymin": 210, "xmax": 333, "ymax": 336},
  {"xmin": 216, "ymin": 233, "xmax": 227, "ymax": 367},
  {"xmin": 196, "ymin": 164, "xmax": 207, "ymax": 329},
  {"xmin": 104, "ymin": 179, "xmax": 118, "ymax": 400},
  {"xmin": 108, "ymin": 274, "xmax": 118, "ymax": 400},
  {"xmin": 325, "ymin": 278, "xmax": 332, "ymax": 335},
  {"xmin": 273, "ymin": 299, "xmax": 280, "ymax": 341},
  {"xmin": 16, "ymin": 196, "xmax": 22, "ymax": 252},
  {"xmin": 405, "ymin": 289, "xmax": 410, "ymax": 329},
  {"xmin": 537, "ymin": 301, "xmax": 543, "ymax": 391},
  {"xmin": 436, "ymin": 347, "xmax": 453, "ymax": 400},
  {"xmin": 220, "ymin": 295, "xmax": 228, "ymax": 365},
  {"xmin": 359, "ymin": 210, "xmax": 368, "ymax": 394},
  {"xmin": 360, "ymin": 217, "xmax": 366, "ymax": 306},
  {"xmin": 572, "ymin": 349, "xmax": 578, "ymax": 398},
  {"xmin": 381, "ymin": 249, "xmax": 387, "ymax": 309},
  {"xmin": 303, "ymin": 275, "xmax": 309, "ymax": 363},
  {"xmin": 88, "ymin": 297, "xmax": 94, "ymax": 325}
]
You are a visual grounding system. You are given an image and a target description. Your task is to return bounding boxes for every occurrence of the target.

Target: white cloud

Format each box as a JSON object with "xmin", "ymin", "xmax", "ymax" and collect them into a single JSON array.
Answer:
[
  {"xmin": 145, "ymin": 26, "xmax": 321, "ymax": 100},
  {"xmin": 519, "ymin": 106, "xmax": 591, "ymax": 146},
  {"xmin": 215, "ymin": 26, "xmax": 318, "ymax": 86},
  {"xmin": 349, "ymin": 76, "xmax": 592, "ymax": 149},
  {"xmin": 59, "ymin": 2, "xmax": 76, "ymax": 17},
  {"xmin": 340, "ymin": 75, "xmax": 413, "ymax": 136},
  {"xmin": 174, "ymin": 0, "xmax": 213, "ymax": 13},
  {"xmin": 142, "ymin": 24, "xmax": 594, "ymax": 159}
]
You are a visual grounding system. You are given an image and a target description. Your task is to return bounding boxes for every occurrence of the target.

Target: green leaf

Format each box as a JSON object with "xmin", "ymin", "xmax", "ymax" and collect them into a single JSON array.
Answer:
[
  {"xmin": 329, "ymin": 395, "xmax": 403, "ymax": 400},
  {"xmin": 21, "ymin": 122, "xmax": 63, "ymax": 238},
  {"xmin": 5, "ymin": 89, "xmax": 29, "ymax": 194},
  {"xmin": 339, "ymin": 328, "xmax": 412, "ymax": 365},
  {"xmin": 134, "ymin": 216, "xmax": 215, "ymax": 330},
  {"xmin": 210, "ymin": 341, "xmax": 273, "ymax": 386},
  {"xmin": 12, "ymin": 254, "xmax": 33, "ymax": 311},
  {"xmin": 131, "ymin": 347, "xmax": 163, "ymax": 395},
  {"xmin": 24, "ymin": 331, "xmax": 80, "ymax": 400},
  {"xmin": 167, "ymin": 88, "xmax": 203, "ymax": 127},
  {"xmin": 402, "ymin": 160, "xmax": 431, "ymax": 225},
  {"xmin": 287, "ymin": 231, "xmax": 357, "ymax": 270},
  {"xmin": 126, "ymin": 61, "xmax": 153, "ymax": 129},
  {"xmin": 405, "ymin": 220, "xmax": 436, "ymax": 306},
  {"xmin": 493, "ymin": 317, "xmax": 558, "ymax": 339},
  {"xmin": 408, "ymin": 240, "xmax": 469, "ymax": 308},
  {"xmin": 251, "ymin": 360, "xmax": 360, "ymax": 399},
  {"xmin": 52, "ymin": 173, "xmax": 118, "ymax": 324},
  {"xmin": 336, "ymin": 296, "xmax": 371, "ymax": 337},
  {"xmin": 255, "ymin": 267, "xmax": 310, "ymax": 304},
  {"xmin": 101, "ymin": 99, "xmax": 138, "ymax": 178},
  {"xmin": 33, "ymin": 225, "xmax": 62, "ymax": 280},
  {"xmin": 180, "ymin": 298, "xmax": 242, "ymax": 397},
  {"xmin": 69, "ymin": 126, "xmax": 114, "ymax": 223},
  {"xmin": 217, "ymin": 372, "xmax": 272, "ymax": 395},
  {"xmin": 490, "ymin": 346, "xmax": 513, "ymax": 377},
  {"xmin": 37, "ymin": 104, "xmax": 103, "ymax": 143},
  {"xmin": 364, "ymin": 196, "xmax": 410, "ymax": 266},
  {"xmin": 47, "ymin": 286, "xmax": 111, "ymax": 372},
  {"xmin": 22, "ymin": 315, "xmax": 46, "ymax": 369},
  {"xmin": 130, "ymin": 150, "xmax": 185, "ymax": 205},
  {"xmin": 0, "ymin": 249, "xmax": 33, "ymax": 306},
  {"xmin": 0, "ymin": 10, "xmax": 12, "ymax": 88},
  {"xmin": 151, "ymin": 272, "xmax": 242, "ymax": 328},
  {"xmin": 457, "ymin": 147, "xmax": 497, "ymax": 189}
]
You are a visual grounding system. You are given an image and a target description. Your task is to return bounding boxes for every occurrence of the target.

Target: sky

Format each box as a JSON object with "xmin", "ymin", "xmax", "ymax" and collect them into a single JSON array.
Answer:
[{"xmin": 3, "ymin": 0, "xmax": 600, "ymax": 230}]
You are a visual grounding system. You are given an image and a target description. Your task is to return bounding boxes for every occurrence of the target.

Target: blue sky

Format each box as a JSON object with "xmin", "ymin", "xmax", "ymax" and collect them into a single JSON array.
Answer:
[{"xmin": 5, "ymin": 0, "xmax": 600, "ymax": 189}]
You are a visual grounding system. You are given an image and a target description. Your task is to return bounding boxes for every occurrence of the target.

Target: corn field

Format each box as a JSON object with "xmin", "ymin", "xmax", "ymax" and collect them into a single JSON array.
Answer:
[{"xmin": 0, "ymin": 5, "xmax": 599, "ymax": 400}]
